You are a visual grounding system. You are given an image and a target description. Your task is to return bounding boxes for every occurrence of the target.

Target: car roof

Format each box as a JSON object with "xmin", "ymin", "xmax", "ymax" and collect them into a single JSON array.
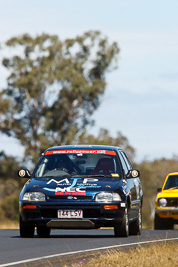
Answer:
[
  {"xmin": 44, "ymin": 145, "xmax": 122, "ymax": 153},
  {"xmin": 167, "ymin": 172, "xmax": 178, "ymax": 176}
]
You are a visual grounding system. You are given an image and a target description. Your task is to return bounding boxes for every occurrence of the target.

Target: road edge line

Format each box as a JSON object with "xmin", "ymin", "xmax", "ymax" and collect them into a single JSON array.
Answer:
[{"xmin": 0, "ymin": 237, "xmax": 178, "ymax": 267}]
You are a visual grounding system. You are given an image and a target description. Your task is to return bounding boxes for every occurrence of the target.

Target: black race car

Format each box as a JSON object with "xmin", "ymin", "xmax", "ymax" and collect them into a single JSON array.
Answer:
[{"xmin": 18, "ymin": 145, "xmax": 143, "ymax": 237}]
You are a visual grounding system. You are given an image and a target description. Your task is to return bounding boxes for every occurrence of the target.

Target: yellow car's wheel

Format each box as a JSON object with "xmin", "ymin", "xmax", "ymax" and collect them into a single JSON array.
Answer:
[{"xmin": 154, "ymin": 213, "xmax": 174, "ymax": 230}]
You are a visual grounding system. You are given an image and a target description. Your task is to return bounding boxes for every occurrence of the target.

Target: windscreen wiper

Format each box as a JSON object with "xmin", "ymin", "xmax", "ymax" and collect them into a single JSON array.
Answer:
[
  {"xmin": 169, "ymin": 186, "xmax": 178, "ymax": 190},
  {"xmin": 71, "ymin": 174, "xmax": 114, "ymax": 178},
  {"xmin": 80, "ymin": 174, "xmax": 112, "ymax": 177},
  {"xmin": 41, "ymin": 174, "xmax": 72, "ymax": 178}
]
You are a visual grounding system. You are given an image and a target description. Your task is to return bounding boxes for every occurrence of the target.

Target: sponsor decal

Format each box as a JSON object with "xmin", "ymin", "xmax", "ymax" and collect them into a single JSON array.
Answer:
[
  {"xmin": 55, "ymin": 186, "xmax": 86, "ymax": 194},
  {"xmin": 55, "ymin": 191, "xmax": 86, "ymax": 195},
  {"xmin": 43, "ymin": 177, "xmax": 101, "ymax": 195},
  {"xmin": 43, "ymin": 186, "xmax": 86, "ymax": 195},
  {"xmin": 83, "ymin": 178, "xmax": 98, "ymax": 184},
  {"xmin": 46, "ymin": 178, "xmax": 99, "ymax": 186},
  {"xmin": 47, "ymin": 178, "xmax": 71, "ymax": 185},
  {"xmin": 45, "ymin": 150, "xmax": 116, "ymax": 155}
]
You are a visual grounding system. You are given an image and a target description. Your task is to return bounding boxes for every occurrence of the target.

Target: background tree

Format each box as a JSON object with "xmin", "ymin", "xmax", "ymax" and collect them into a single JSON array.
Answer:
[
  {"xmin": 0, "ymin": 152, "xmax": 22, "ymax": 222},
  {"xmin": 0, "ymin": 31, "xmax": 119, "ymax": 164}
]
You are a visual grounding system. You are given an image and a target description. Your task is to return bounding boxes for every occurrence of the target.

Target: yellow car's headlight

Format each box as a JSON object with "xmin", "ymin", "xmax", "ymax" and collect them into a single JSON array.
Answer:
[{"xmin": 158, "ymin": 198, "xmax": 167, "ymax": 207}]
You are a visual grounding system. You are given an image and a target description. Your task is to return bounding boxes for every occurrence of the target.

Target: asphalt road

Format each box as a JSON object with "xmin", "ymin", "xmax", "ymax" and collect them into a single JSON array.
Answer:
[{"xmin": 0, "ymin": 229, "xmax": 178, "ymax": 266}]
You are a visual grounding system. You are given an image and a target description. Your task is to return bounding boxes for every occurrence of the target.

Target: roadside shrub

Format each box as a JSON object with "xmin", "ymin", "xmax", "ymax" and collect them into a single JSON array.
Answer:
[{"xmin": 1, "ymin": 195, "xmax": 19, "ymax": 221}]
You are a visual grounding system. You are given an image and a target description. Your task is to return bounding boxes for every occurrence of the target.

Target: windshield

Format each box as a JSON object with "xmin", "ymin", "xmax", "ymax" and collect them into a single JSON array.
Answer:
[
  {"xmin": 164, "ymin": 175, "xmax": 178, "ymax": 190},
  {"xmin": 33, "ymin": 149, "xmax": 121, "ymax": 178}
]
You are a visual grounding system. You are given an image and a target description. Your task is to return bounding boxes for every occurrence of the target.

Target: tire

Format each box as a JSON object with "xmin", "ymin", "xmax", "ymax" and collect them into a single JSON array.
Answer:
[
  {"xmin": 166, "ymin": 220, "xmax": 174, "ymax": 230},
  {"xmin": 154, "ymin": 213, "xmax": 165, "ymax": 229},
  {"xmin": 167, "ymin": 221, "xmax": 174, "ymax": 230},
  {"xmin": 37, "ymin": 225, "xmax": 51, "ymax": 237},
  {"xmin": 20, "ymin": 215, "xmax": 34, "ymax": 238},
  {"xmin": 114, "ymin": 207, "xmax": 129, "ymax": 237},
  {"xmin": 154, "ymin": 213, "xmax": 173, "ymax": 230},
  {"xmin": 129, "ymin": 208, "xmax": 142, "ymax": 235}
]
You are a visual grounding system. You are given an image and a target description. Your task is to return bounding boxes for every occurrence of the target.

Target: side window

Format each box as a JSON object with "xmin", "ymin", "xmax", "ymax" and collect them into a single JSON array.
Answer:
[
  {"xmin": 120, "ymin": 151, "xmax": 133, "ymax": 170},
  {"xmin": 118, "ymin": 152, "xmax": 129, "ymax": 175}
]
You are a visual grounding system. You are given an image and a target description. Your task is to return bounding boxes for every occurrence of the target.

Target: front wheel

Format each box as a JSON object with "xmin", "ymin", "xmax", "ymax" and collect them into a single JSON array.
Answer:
[
  {"xmin": 20, "ymin": 215, "xmax": 34, "ymax": 238},
  {"xmin": 129, "ymin": 208, "xmax": 142, "ymax": 235},
  {"xmin": 114, "ymin": 207, "xmax": 129, "ymax": 237},
  {"xmin": 154, "ymin": 213, "xmax": 164, "ymax": 229},
  {"xmin": 154, "ymin": 214, "xmax": 174, "ymax": 230}
]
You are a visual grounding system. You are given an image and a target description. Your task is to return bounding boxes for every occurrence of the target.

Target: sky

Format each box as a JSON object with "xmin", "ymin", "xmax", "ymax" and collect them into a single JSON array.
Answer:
[{"xmin": 0, "ymin": 0, "xmax": 178, "ymax": 162}]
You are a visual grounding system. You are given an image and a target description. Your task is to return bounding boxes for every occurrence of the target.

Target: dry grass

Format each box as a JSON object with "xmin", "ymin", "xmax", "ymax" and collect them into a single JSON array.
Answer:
[
  {"xmin": 0, "ymin": 220, "xmax": 18, "ymax": 229},
  {"xmin": 70, "ymin": 242, "xmax": 178, "ymax": 267}
]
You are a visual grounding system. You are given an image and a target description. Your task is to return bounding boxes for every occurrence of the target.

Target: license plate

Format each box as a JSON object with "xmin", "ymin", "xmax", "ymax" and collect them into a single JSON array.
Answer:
[{"xmin": 58, "ymin": 210, "xmax": 83, "ymax": 218}]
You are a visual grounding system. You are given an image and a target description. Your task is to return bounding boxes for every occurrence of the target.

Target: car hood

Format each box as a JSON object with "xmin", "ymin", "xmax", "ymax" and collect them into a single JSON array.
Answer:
[
  {"xmin": 157, "ymin": 189, "xmax": 178, "ymax": 198},
  {"xmin": 26, "ymin": 176, "xmax": 124, "ymax": 197}
]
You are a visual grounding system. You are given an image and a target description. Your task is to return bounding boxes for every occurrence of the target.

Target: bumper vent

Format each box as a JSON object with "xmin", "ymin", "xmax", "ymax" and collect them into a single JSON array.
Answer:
[{"xmin": 48, "ymin": 196, "xmax": 93, "ymax": 201}]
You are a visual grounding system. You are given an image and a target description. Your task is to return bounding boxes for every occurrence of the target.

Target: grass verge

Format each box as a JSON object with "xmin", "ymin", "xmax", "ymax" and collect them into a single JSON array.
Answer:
[
  {"xmin": 0, "ymin": 220, "xmax": 18, "ymax": 229},
  {"xmin": 74, "ymin": 242, "xmax": 178, "ymax": 267},
  {"xmin": 19, "ymin": 241, "xmax": 178, "ymax": 267}
]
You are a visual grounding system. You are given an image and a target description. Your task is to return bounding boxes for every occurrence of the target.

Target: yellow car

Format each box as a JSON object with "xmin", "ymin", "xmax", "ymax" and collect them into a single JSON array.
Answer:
[{"xmin": 154, "ymin": 172, "xmax": 178, "ymax": 230}]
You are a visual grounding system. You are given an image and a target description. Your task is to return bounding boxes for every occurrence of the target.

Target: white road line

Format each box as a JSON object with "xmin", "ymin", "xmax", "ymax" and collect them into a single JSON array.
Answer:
[{"xmin": 0, "ymin": 237, "xmax": 178, "ymax": 267}]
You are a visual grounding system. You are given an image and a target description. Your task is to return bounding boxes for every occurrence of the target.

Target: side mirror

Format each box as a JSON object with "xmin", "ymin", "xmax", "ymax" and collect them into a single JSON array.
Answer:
[
  {"xmin": 126, "ymin": 169, "xmax": 140, "ymax": 179},
  {"xmin": 157, "ymin": 187, "xmax": 162, "ymax": 193},
  {"xmin": 17, "ymin": 169, "xmax": 31, "ymax": 178}
]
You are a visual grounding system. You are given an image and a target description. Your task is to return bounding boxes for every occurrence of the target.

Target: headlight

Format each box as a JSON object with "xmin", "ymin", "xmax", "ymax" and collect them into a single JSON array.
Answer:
[
  {"xmin": 158, "ymin": 198, "xmax": 167, "ymax": 207},
  {"xmin": 23, "ymin": 192, "xmax": 46, "ymax": 201},
  {"xmin": 95, "ymin": 192, "xmax": 121, "ymax": 202}
]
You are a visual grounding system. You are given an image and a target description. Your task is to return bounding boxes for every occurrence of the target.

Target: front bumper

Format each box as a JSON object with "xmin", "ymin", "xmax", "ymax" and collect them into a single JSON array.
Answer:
[
  {"xmin": 20, "ymin": 201, "xmax": 126, "ymax": 228},
  {"xmin": 155, "ymin": 208, "xmax": 178, "ymax": 220}
]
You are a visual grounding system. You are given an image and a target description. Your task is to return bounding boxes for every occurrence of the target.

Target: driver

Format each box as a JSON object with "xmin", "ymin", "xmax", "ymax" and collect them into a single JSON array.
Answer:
[
  {"xmin": 55, "ymin": 156, "xmax": 76, "ymax": 174},
  {"xmin": 57, "ymin": 159, "xmax": 68, "ymax": 172}
]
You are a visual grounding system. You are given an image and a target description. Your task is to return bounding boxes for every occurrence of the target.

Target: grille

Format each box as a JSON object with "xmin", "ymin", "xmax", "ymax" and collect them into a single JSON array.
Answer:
[
  {"xmin": 167, "ymin": 198, "xmax": 178, "ymax": 207},
  {"xmin": 83, "ymin": 209, "xmax": 100, "ymax": 218},
  {"xmin": 48, "ymin": 196, "xmax": 93, "ymax": 201}
]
